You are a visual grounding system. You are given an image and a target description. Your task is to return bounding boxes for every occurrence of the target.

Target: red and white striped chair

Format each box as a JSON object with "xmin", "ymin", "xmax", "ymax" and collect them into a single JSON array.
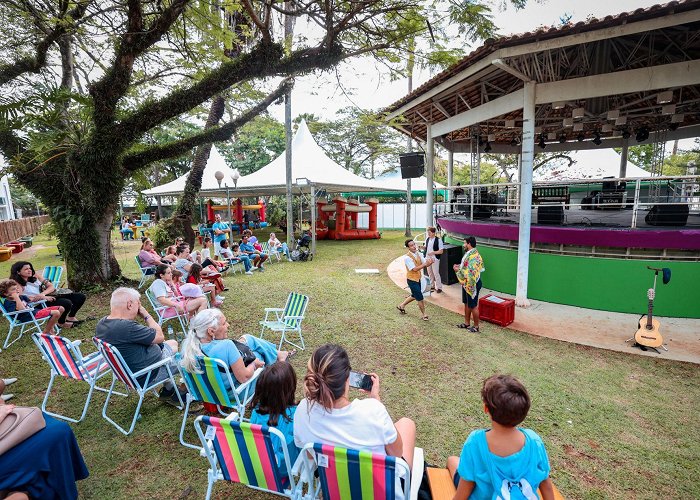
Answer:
[
  {"xmin": 32, "ymin": 332, "xmax": 118, "ymax": 423},
  {"xmin": 93, "ymin": 336, "xmax": 183, "ymax": 435}
]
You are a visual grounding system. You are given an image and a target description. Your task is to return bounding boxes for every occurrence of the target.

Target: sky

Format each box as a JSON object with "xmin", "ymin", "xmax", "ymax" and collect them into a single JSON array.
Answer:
[{"xmin": 269, "ymin": 0, "xmax": 678, "ymax": 121}]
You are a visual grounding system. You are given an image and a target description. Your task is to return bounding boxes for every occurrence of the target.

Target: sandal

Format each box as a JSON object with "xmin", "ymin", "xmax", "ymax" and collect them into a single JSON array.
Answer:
[
  {"xmin": 285, "ymin": 350, "xmax": 297, "ymax": 362},
  {"xmin": 457, "ymin": 323, "xmax": 470, "ymax": 329},
  {"xmin": 467, "ymin": 326, "xmax": 480, "ymax": 333},
  {"xmin": 396, "ymin": 306, "xmax": 406, "ymax": 315},
  {"xmin": 422, "ymin": 316, "xmax": 429, "ymax": 321}
]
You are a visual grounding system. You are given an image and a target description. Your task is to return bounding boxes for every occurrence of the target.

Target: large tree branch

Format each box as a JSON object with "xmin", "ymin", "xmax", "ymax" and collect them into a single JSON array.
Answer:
[
  {"xmin": 0, "ymin": 1, "xmax": 89, "ymax": 87},
  {"xmin": 122, "ymin": 78, "xmax": 292, "ymax": 171}
]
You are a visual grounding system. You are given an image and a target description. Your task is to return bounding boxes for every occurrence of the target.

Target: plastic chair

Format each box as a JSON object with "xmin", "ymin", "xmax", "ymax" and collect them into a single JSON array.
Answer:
[
  {"xmin": 32, "ymin": 332, "xmax": 120, "ymax": 423},
  {"xmin": 177, "ymin": 354, "xmax": 262, "ymax": 450},
  {"xmin": 0, "ymin": 297, "xmax": 55, "ymax": 349},
  {"xmin": 92, "ymin": 336, "xmax": 183, "ymax": 435},
  {"xmin": 259, "ymin": 292, "xmax": 309, "ymax": 350},
  {"xmin": 134, "ymin": 255, "xmax": 156, "ymax": 289},
  {"xmin": 144, "ymin": 288, "xmax": 188, "ymax": 338},
  {"xmin": 299, "ymin": 442, "xmax": 422, "ymax": 500},
  {"xmin": 195, "ymin": 416, "xmax": 303, "ymax": 500},
  {"xmin": 262, "ymin": 242, "xmax": 282, "ymax": 262},
  {"xmin": 42, "ymin": 266, "xmax": 64, "ymax": 288}
]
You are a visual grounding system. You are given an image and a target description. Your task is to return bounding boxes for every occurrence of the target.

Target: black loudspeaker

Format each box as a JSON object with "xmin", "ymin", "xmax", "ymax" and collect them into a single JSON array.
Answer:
[
  {"xmin": 439, "ymin": 244, "xmax": 463, "ymax": 285},
  {"xmin": 537, "ymin": 205, "xmax": 564, "ymax": 225},
  {"xmin": 645, "ymin": 204, "xmax": 689, "ymax": 226},
  {"xmin": 399, "ymin": 152, "xmax": 425, "ymax": 179}
]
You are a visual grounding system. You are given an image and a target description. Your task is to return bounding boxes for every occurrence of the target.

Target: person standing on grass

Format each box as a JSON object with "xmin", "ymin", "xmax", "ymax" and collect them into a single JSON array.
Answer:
[
  {"xmin": 397, "ymin": 239, "xmax": 434, "ymax": 321},
  {"xmin": 455, "ymin": 236, "xmax": 484, "ymax": 332},
  {"xmin": 422, "ymin": 226, "xmax": 444, "ymax": 294},
  {"xmin": 212, "ymin": 214, "xmax": 230, "ymax": 258}
]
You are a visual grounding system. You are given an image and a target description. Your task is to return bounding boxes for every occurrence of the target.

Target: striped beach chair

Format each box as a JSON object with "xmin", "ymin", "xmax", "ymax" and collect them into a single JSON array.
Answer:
[
  {"xmin": 194, "ymin": 416, "xmax": 302, "ymax": 500},
  {"xmin": 0, "ymin": 297, "xmax": 54, "ymax": 350},
  {"xmin": 259, "ymin": 292, "xmax": 309, "ymax": 350},
  {"xmin": 93, "ymin": 336, "xmax": 183, "ymax": 435},
  {"xmin": 300, "ymin": 443, "xmax": 413, "ymax": 500},
  {"xmin": 177, "ymin": 354, "xmax": 262, "ymax": 450},
  {"xmin": 32, "ymin": 332, "xmax": 117, "ymax": 423},
  {"xmin": 261, "ymin": 242, "xmax": 281, "ymax": 262},
  {"xmin": 42, "ymin": 266, "xmax": 64, "ymax": 288}
]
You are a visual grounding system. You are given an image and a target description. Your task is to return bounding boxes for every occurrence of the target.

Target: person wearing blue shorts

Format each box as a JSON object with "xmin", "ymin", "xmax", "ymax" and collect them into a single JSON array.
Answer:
[
  {"xmin": 455, "ymin": 236, "xmax": 484, "ymax": 332},
  {"xmin": 397, "ymin": 239, "xmax": 434, "ymax": 321}
]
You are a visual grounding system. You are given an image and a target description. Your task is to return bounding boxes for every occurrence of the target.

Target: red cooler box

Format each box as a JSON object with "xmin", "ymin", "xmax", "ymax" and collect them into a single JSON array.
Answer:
[{"xmin": 479, "ymin": 294, "xmax": 515, "ymax": 327}]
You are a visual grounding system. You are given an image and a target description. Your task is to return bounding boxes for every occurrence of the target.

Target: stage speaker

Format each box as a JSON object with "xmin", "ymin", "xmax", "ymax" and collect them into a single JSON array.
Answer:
[
  {"xmin": 399, "ymin": 152, "xmax": 425, "ymax": 179},
  {"xmin": 537, "ymin": 205, "xmax": 564, "ymax": 225},
  {"xmin": 438, "ymin": 244, "xmax": 463, "ymax": 285},
  {"xmin": 645, "ymin": 204, "xmax": 689, "ymax": 226}
]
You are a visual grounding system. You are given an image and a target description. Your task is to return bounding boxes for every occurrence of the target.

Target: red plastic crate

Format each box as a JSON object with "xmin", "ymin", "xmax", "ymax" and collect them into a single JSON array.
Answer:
[{"xmin": 479, "ymin": 294, "xmax": 515, "ymax": 327}]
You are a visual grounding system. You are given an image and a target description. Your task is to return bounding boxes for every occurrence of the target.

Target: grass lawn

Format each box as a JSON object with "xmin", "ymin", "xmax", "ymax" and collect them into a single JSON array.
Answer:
[{"xmin": 0, "ymin": 229, "xmax": 698, "ymax": 499}]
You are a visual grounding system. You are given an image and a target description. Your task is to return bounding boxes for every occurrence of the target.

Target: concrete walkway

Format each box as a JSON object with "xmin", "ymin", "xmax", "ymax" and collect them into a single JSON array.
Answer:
[{"xmin": 387, "ymin": 257, "xmax": 700, "ymax": 365}]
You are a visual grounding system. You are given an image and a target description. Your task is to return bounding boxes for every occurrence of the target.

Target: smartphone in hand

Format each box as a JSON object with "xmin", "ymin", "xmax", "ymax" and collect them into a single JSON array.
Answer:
[{"xmin": 348, "ymin": 371, "xmax": 373, "ymax": 391}]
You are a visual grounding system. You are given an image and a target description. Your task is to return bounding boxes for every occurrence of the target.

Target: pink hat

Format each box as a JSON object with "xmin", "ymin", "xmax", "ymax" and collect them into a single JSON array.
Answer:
[{"xmin": 179, "ymin": 283, "xmax": 204, "ymax": 298}]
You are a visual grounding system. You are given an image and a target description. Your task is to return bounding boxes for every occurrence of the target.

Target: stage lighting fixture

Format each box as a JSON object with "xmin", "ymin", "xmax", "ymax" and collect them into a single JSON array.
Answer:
[
  {"xmin": 572, "ymin": 107, "xmax": 585, "ymax": 119},
  {"xmin": 593, "ymin": 132, "xmax": 602, "ymax": 145},
  {"xmin": 657, "ymin": 90, "xmax": 673, "ymax": 104},
  {"xmin": 615, "ymin": 116, "xmax": 627, "ymax": 126},
  {"xmin": 661, "ymin": 104, "xmax": 676, "ymax": 115},
  {"xmin": 602, "ymin": 124, "xmax": 613, "ymax": 133},
  {"xmin": 669, "ymin": 122, "xmax": 680, "ymax": 131},
  {"xmin": 607, "ymin": 110, "xmax": 619, "ymax": 120},
  {"xmin": 573, "ymin": 123, "xmax": 583, "ymax": 132},
  {"xmin": 671, "ymin": 113, "xmax": 684, "ymax": 123},
  {"xmin": 552, "ymin": 101, "xmax": 566, "ymax": 110},
  {"xmin": 548, "ymin": 132, "xmax": 557, "ymax": 140},
  {"xmin": 563, "ymin": 118, "xmax": 573, "ymax": 127},
  {"xmin": 559, "ymin": 134, "xmax": 567, "ymax": 143},
  {"xmin": 488, "ymin": 134, "xmax": 496, "ymax": 142},
  {"xmin": 577, "ymin": 133, "xmax": 585, "ymax": 142},
  {"xmin": 505, "ymin": 119, "xmax": 515, "ymax": 128},
  {"xmin": 622, "ymin": 129, "xmax": 631, "ymax": 139},
  {"xmin": 538, "ymin": 135, "xmax": 546, "ymax": 149},
  {"xmin": 483, "ymin": 142, "xmax": 492, "ymax": 153},
  {"xmin": 635, "ymin": 127, "xmax": 650, "ymax": 142}
]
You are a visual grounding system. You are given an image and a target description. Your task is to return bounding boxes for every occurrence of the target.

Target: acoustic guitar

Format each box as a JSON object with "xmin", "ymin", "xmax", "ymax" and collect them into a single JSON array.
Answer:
[{"xmin": 634, "ymin": 288, "xmax": 663, "ymax": 348}]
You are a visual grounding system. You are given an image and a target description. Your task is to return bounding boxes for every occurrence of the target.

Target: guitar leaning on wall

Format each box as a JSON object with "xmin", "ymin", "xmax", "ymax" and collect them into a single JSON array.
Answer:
[
  {"xmin": 628, "ymin": 266, "xmax": 671, "ymax": 352},
  {"xmin": 634, "ymin": 288, "xmax": 663, "ymax": 348}
]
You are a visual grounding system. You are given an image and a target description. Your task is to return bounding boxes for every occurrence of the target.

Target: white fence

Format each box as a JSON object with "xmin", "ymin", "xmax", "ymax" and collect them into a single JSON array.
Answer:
[{"xmin": 357, "ymin": 203, "xmax": 430, "ymax": 230}]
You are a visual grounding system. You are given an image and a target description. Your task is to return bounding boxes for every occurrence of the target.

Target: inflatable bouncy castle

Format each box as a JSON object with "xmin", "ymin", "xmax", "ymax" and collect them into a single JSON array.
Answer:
[{"xmin": 316, "ymin": 197, "xmax": 380, "ymax": 240}]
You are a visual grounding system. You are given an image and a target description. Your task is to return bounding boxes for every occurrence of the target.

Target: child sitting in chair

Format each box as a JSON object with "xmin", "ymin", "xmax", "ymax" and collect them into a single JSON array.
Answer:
[
  {"xmin": 447, "ymin": 374, "xmax": 555, "ymax": 500},
  {"xmin": 0, "ymin": 279, "xmax": 64, "ymax": 334}
]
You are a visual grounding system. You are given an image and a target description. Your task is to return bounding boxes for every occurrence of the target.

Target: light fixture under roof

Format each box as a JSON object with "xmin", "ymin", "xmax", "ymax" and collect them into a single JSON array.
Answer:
[
  {"xmin": 572, "ymin": 107, "xmax": 585, "ymax": 119},
  {"xmin": 552, "ymin": 101, "xmax": 566, "ymax": 110},
  {"xmin": 534, "ymin": 127, "xmax": 541, "ymax": 134},
  {"xmin": 563, "ymin": 118, "xmax": 573, "ymax": 127},
  {"xmin": 671, "ymin": 114, "xmax": 684, "ymax": 123},
  {"xmin": 615, "ymin": 116, "xmax": 627, "ymax": 126},
  {"xmin": 505, "ymin": 119, "xmax": 515, "ymax": 128},
  {"xmin": 548, "ymin": 132, "xmax": 557, "ymax": 140},
  {"xmin": 573, "ymin": 123, "xmax": 584, "ymax": 132},
  {"xmin": 602, "ymin": 124, "xmax": 613, "ymax": 133},
  {"xmin": 661, "ymin": 104, "xmax": 676, "ymax": 115},
  {"xmin": 657, "ymin": 90, "xmax": 673, "ymax": 104},
  {"xmin": 488, "ymin": 134, "xmax": 496, "ymax": 142},
  {"xmin": 607, "ymin": 110, "xmax": 619, "ymax": 120}
]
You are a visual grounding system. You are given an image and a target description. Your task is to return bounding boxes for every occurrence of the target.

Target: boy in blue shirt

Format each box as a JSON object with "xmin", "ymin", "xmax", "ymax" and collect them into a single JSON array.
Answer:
[{"xmin": 447, "ymin": 374, "xmax": 555, "ymax": 500}]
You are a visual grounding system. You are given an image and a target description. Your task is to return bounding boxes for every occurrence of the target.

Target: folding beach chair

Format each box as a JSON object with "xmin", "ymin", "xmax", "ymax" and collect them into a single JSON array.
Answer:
[
  {"xmin": 42, "ymin": 266, "xmax": 64, "ymax": 288},
  {"xmin": 259, "ymin": 292, "xmax": 309, "ymax": 350},
  {"xmin": 0, "ymin": 297, "xmax": 55, "ymax": 349},
  {"xmin": 177, "ymin": 354, "xmax": 262, "ymax": 450},
  {"xmin": 195, "ymin": 416, "xmax": 303, "ymax": 500},
  {"xmin": 144, "ymin": 288, "xmax": 188, "ymax": 339},
  {"xmin": 93, "ymin": 337, "xmax": 183, "ymax": 435},
  {"xmin": 134, "ymin": 255, "xmax": 156, "ymax": 288},
  {"xmin": 299, "ymin": 442, "xmax": 424, "ymax": 500},
  {"xmin": 32, "ymin": 332, "xmax": 119, "ymax": 423},
  {"xmin": 262, "ymin": 242, "xmax": 282, "ymax": 262}
]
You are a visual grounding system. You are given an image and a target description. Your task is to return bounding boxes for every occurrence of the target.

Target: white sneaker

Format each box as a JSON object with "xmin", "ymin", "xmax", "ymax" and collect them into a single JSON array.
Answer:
[
  {"xmin": 215, "ymin": 295, "xmax": 225, "ymax": 301},
  {"xmin": 2, "ymin": 377, "xmax": 17, "ymax": 386},
  {"xmin": 1, "ymin": 393, "xmax": 13, "ymax": 402},
  {"xmin": 245, "ymin": 271, "xmax": 254, "ymax": 275},
  {"xmin": 251, "ymin": 266, "xmax": 258, "ymax": 270}
]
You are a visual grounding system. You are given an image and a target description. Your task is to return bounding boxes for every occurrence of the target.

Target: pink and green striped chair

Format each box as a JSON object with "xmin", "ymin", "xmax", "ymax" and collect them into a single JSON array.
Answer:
[
  {"xmin": 177, "ymin": 354, "xmax": 262, "ymax": 450},
  {"xmin": 32, "ymin": 332, "xmax": 118, "ymax": 423},
  {"xmin": 300, "ymin": 442, "xmax": 414, "ymax": 500},
  {"xmin": 194, "ymin": 415, "xmax": 302, "ymax": 499}
]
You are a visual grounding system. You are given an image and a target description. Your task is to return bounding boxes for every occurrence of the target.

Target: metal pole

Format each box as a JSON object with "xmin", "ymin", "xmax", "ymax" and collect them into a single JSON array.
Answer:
[
  {"xmin": 310, "ymin": 184, "xmax": 317, "ymax": 255},
  {"xmin": 226, "ymin": 184, "xmax": 232, "ymax": 223},
  {"xmin": 426, "ymin": 123, "xmax": 434, "ymax": 227},
  {"xmin": 447, "ymin": 150, "xmax": 454, "ymax": 204},
  {"xmin": 515, "ymin": 81, "xmax": 536, "ymax": 308},
  {"xmin": 631, "ymin": 178, "xmax": 641, "ymax": 229},
  {"xmin": 619, "ymin": 137, "xmax": 629, "ymax": 178}
]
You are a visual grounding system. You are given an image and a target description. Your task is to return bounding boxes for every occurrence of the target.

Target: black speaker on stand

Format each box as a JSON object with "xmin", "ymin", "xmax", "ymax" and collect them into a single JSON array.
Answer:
[
  {"xmin": 438, "ymin": 244, "xmax": 463, "ymax": 285},
  {"xmin": 537, "ymin": 205, "xmax": 564, "ymax": 225},
  {"xmin": 399, "ymin": 152, "xmax": 425, "ymax": 179},
  {"xmin": 645, "ymin": 204, "xmax": 689, "ymax": 226}
]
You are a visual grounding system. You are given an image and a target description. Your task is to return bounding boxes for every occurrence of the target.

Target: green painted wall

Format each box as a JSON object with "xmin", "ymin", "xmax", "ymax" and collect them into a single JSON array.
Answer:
[{"xmin": 446, "ymin": 237, "xmax": 700, "ymax": 318}]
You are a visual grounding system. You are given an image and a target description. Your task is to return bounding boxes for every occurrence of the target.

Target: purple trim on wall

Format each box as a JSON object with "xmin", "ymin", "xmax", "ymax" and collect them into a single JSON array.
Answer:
[{"xmin": 437, "ymin": 217, "xmax": 700, "ymax": 250}]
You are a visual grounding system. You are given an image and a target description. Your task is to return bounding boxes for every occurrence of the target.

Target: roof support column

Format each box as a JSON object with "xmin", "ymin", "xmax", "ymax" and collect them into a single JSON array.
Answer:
[
  {"xmin": 426, "ymin": 123, "xmax": 434, "ymax": 226},
  {"xmin": 447, "ymin": 150, "xmax": 454, "ymax": 203},
  {"xmin": 619, "ymin": 137, "xmax": 629, "ymax": 178},
  {"xmin": 516, "ymin": 82, "xmax": 536, "ymax": 308}
]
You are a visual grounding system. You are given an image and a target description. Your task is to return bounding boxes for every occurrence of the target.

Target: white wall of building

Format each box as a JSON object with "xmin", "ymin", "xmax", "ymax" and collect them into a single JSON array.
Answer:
[{"xmin": 357, "ymin": 203, "xmax": 431, "ymax": 230}]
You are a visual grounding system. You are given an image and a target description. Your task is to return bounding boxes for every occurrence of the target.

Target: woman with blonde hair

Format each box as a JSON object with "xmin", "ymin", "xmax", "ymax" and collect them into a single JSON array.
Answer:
[
  {"xmin": 293, "ymin": 344, "xmax": 417, "ymax": 467},
  {"xmin": 180, "ymin": 309, "xmax": 292, "ymax": 390}
]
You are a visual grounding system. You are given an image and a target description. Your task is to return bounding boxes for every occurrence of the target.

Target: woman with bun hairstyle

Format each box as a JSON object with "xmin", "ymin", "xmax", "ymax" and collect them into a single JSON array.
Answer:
[{"xmin": 293, "ymin": 344, "xmax": 417, "ymax": 468}]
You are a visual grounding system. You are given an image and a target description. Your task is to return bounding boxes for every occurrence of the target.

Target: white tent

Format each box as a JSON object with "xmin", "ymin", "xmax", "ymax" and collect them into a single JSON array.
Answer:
[
  {"xmin": 143, "ymin": 120, "xmax": 401, "ymax": 197},
  {"xmin": 534, "ymin": 148, "xmax": 651, "ymax": 181}
]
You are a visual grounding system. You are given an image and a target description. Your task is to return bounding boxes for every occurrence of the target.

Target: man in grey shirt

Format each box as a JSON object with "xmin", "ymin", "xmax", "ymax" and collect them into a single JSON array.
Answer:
[{"xmin": 96, "ymin": 287, "xmax": 184, "ymax": 406}]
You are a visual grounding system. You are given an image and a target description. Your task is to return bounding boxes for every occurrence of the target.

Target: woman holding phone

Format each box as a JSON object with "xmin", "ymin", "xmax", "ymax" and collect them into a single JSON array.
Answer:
[{"xmin": 293, "ymin": 344, "xmax": 416, "ymax": 466}]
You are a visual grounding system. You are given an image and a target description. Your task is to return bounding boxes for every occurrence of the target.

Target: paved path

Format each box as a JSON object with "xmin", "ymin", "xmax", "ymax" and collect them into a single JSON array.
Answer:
[{"xmin": 387, "ymin": 257, "xmax": 700, "ymax": 365}]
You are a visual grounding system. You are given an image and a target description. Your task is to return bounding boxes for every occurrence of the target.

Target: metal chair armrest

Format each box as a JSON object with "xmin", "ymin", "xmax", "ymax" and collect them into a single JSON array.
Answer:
[
  {"xmin": 27, "ymin": 300, "xmax": 49, "ymax": 308},
  {"xmin": 264, "ymin": 307, "xmax": 284, "ymax": 312},
  {"xmin": 131, "ymin": 355, "xmax": 174, "ymax": 378}
]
